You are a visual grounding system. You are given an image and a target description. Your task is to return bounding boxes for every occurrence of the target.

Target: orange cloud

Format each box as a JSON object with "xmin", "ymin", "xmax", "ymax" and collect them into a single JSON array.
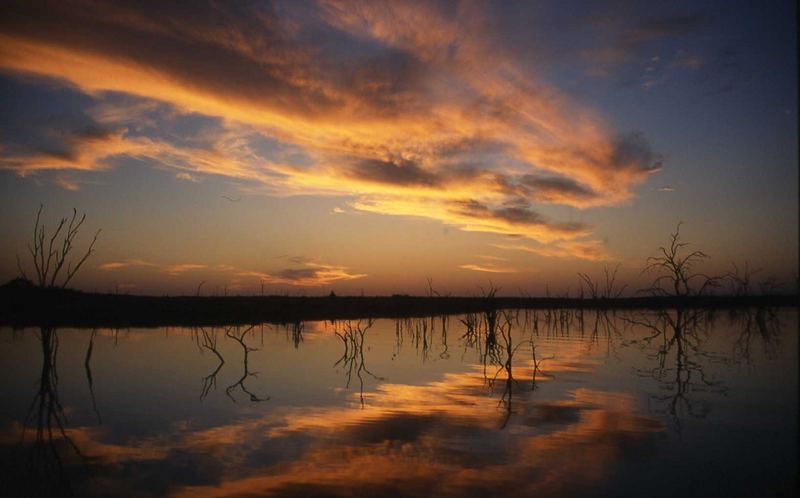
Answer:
[
  {"xmin": 0, "ymin": 1, "xmax": 662, "ymax": 255},
  {"xmin": 98, "ymin": 257, "xmax": 364, "ymax": 287},
  {"xmin": 493, "ymin": 239, "xmax": 612, "ymax": 261},
  {"xmin": 162, "ymin": 263, "xmax": 207, "ymax": 275},
  {"xmin": 97, "ymin": 259, "xmax": 158, "ymax": 271},
  {"xmin": 0, "ymin": 126, "xmax": 132, "ymax": 174},
  {"xmin": 459, "ymin": 263, "xmax": 518, "ymax": 274},
  {"xmin": 238, "ymin": 262, "xmax": 366, "ymax": 287},
  {"xmin": 98, "ymin": 259, "xmax": 206, "ymax": 275}
]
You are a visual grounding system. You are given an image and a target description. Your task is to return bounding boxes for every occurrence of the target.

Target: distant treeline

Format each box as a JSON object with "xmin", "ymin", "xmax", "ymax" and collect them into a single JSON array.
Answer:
[{"xmin": 1, "ymin": 280, "xmax": 796, "ymax": 328}]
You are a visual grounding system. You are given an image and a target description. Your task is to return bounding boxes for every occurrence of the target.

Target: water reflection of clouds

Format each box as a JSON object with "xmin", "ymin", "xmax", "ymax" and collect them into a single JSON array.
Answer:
[
  {"xmin": 4, "ymin": 357, "xmax": 663, "ymax": 497},
  {"xmin": 1, "ymin": 310, "xmax": 793, "ymax": 497},
  {"xmin": 168, "ymin": 385, "xmax": 662, "ymax": 498}
]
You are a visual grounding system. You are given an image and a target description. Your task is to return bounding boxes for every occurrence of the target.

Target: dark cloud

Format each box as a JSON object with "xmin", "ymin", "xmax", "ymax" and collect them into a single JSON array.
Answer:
[
  {"xmin": 349, "ymin": 158, "xmax": 439, "ymax": 187},
  {"xmin": 451, "ymin": 199, "xmax": 491, "ymax": 218},
  {"xmin": 433, "ymin": 137, "xmax": 510, "ymax": 158},
  {"xmin": 340, "ymin": 49, "xmax": 430, "ymax": 115},
  {"xmin": 275, "ymin": 268, "xmax": 320, "ymax": 281},
  {"xmin": 74, "ymin": 125, "xmax": 117, "ymax": 141},
  {"xmin": 493, "ymin": 206, "xmax": 546, "ymax": 225},
  {"xmin": 520, "ymin": 175, "xmax": 598, "ymax": 201},
  {"xmin": 13, "ymin": 124, "xmax": 120, "ymax": 167},
  {"xmin": 610, "ymin": 133, "xmax": 659, "ymax": 172},
  {"xmin": 240, "ymin": 261, "xmax": 365, "ymax": 286},
  {"xmin": 451, "ymin": 199, "xmax": 586, "ymax": 233}
]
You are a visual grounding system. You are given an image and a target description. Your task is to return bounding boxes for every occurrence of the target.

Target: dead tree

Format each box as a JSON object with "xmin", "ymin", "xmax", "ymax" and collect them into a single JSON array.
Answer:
[
  {"xmin": 641, "ymin": 223, "xmax": 718, "ymax": 297},
  {"xmin": 578, "ymin": 263, "xmax": 627, "ymax": 299},
  {"xmin": 18, "ymin": 205, "xmax": 101, "ymax": 288},
  {"xmin": 725, "ymin": 261, "xmax": 760, "ymax": 296}
]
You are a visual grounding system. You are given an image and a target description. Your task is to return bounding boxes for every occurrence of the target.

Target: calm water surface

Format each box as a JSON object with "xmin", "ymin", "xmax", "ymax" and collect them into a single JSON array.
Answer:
[{"xmin": 1, "ymin": 308, "xmax": 796, "ymax": 497}]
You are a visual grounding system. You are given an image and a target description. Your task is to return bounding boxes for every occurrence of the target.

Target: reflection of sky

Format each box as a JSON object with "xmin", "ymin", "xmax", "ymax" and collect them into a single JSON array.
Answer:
[
  {"xmin": 0, "ymin": 1, "xmax": 797, "ymax": 295},
  {"xmin": 0, "ymin": 310, "xmax": 796, "ymax": 497}
]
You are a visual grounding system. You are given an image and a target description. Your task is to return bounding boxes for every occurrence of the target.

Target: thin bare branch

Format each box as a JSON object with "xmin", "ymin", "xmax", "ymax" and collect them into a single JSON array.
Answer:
[{"xmin": 17, "ymin": 205, "xmax": 101, "ymax": 289}]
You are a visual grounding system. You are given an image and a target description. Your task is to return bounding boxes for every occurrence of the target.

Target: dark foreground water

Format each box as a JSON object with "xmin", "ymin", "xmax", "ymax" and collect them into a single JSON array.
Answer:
[{"xmin": 0, "ymin": 308, "xmax": 796, "ymax": 497}]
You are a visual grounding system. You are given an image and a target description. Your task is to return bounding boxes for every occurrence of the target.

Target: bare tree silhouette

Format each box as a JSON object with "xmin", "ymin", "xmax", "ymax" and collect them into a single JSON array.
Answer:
[
  {"xmin": 641, "ymin": 222, "xmax": 718, "ymax": 297},
  {"xmin": 578, "ymin": 263, "xmax": 628, "ymax": 299},
  {"xmin": 17, "ymin": 205, "xmax": 101, "ymax": 288},
  {"xmin": 724, "ymin": 261, "xmax": 760, "ymax": 296}
]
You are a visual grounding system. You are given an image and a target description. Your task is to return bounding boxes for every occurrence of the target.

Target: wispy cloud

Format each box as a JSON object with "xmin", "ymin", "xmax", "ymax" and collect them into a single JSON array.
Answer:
[
  {"xmin": 493, "ymin": 239, "xmax": 611, "ymax": 262},
  {"xmin": 476, "ymin": 255, "xmax": 508, "ymax": 262},
  {"xmin": 238, "ymin": 262, "xmax": 366, "ymax": 287},
  {"xmin": 582, "ymin": 12, "xmax": 707, "ymax": 76},
  {"xmin": 98, "ymin": 259, "xmax": 206, "ymax": 275},
  {"xmin": 98, "ymin": 256, "xmax": 362, "ymax": 287},
  {"xmin": 162, "ymin": 263, "xmax": 207, "ymax": 275},
  {"xmin": 0, "ymin": 1, "xmax": 670, "ymax": 254},
  {"xmin": 97, "ymin": 259, "xmax": 158, "ymax": 271},
  {"xmin": 459, "ymin": 263, "xmax": 517, "ymax": 274},
  {"xmin": 97, "ymin": 262, "xmax": 132, "ymax": 271},
  {"xmin": 175, "ymin": 172, "xmax": 200, "ymax": 182}
]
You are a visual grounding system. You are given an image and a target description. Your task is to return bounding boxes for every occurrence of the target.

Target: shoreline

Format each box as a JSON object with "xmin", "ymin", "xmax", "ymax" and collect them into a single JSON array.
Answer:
[{"xmin": 1, "ymin": 284, "xmax": 796, "ymax": 328}]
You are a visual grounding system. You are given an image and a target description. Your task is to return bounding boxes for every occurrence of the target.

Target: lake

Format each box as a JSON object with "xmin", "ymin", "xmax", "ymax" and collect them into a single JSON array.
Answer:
[{"xmin": 1, "ymin": 308, "xmax": 796, "ymax": 497}]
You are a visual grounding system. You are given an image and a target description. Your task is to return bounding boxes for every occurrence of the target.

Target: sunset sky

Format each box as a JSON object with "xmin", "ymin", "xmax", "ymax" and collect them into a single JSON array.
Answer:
[{"xmin": 0, "ymin": 0, "xmax": 797, "ymax": 296}]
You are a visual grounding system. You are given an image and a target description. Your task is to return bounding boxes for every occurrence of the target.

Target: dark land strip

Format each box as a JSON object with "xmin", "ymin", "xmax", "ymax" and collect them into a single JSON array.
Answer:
[{"xmin": 1, "ymin": 281, "xmax": 796, "ymax": 328}]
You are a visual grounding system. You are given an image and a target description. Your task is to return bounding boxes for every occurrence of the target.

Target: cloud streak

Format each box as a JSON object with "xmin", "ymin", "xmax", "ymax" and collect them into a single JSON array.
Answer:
[
  {"xmin": 0, "ymin": 1, "xmax": 665, "ymax": 252},
  {"xmin": 459, "ymin": 264, "xmax": 517, "ymax": 274},
  {"xmin": 99, "ymin": 256, "xmax": 363, "ymax": 287},
  {"xmin": 238, "ymin": 261, "xmax": 366, "ymax": 287},
  {"xmin": 493, "ymin": 239, "xmax": 611, "ymax": 262},
  {"xmin": 98, "ymin": 259, "xmax": 207, "ymax": 275}
]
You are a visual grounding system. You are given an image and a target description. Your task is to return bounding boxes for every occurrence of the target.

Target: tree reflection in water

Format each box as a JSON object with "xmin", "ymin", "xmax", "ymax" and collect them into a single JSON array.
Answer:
[
  {"xmin": 334, "ymin": 319, "xmax": 384, "ymax": 407},
  {"xmin": 729, "ymin": 307, "xmax": 782, "ymax": 364},
  {"xmin": 224, "ymin": 325, "xmax": 270, "ymax": 402},
  {"xmin": 16, "ymin": 328, "xmax": 87, "ymax": 497},
  {"xmin": 3, "ymin": 305, "xmax": 791, "ymax": 497},
  {"xmin": 623, "ymin": 308, "xmax": 735, "ymax": 434},
  {"xmin": 195, "ymin": 326, "xmax": 225, "ymax": 400}
]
